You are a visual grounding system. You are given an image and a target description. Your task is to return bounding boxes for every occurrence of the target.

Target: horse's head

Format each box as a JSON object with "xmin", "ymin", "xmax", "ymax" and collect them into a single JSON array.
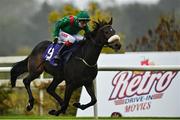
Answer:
[{"xmin": 88, "ymin": 18, "xmax": 121, "ymax": 52}]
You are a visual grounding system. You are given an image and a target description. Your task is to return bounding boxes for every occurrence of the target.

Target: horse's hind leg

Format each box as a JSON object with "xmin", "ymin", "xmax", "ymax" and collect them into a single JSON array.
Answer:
[
  {"xmin": 73, "ymin": 82, "xmax": 97, "ymax": 110},
  {"xmin": 23, "ymin": 72, "xmax": 41, "ymax": 111},
  {"xmin": 10, "ymin": 57, "xmax": 28, "ymax": 87}
]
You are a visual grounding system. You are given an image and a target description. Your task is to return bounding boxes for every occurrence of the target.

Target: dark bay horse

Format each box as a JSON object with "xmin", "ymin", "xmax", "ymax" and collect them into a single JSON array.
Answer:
[{"xmin": 10, "ymin": 18, "xmax": 121, "ymax": 116}]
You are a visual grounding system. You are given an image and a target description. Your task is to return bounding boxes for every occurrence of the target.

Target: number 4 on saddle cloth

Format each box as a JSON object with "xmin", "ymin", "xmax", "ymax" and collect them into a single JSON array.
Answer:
[{"xmin": 43, "ymin": 43, "xmax": 79, "ymax": 67}]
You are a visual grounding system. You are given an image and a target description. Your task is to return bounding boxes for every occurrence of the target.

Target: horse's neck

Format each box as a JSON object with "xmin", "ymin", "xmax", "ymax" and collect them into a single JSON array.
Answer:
[{"xmin": 81, "ymin": 39, "xmax": 103, "ymax": 66}]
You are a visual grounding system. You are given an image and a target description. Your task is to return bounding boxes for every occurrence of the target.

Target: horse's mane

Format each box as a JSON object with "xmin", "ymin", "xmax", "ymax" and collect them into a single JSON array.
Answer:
[
  {"xmin": 92, "ymin": 20, "xmax": 109, "ymax": 32},
  {"xmin": 85, "ymin": 19, "xmax": 109, "ymax": 39}
]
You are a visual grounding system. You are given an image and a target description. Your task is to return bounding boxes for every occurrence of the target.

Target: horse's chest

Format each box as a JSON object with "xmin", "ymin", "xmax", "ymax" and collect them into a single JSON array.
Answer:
[
  {"xmin": 81, "ymin": 69, "xmax": 97, "ymax": 83},
  {"xmin": 65, "ymin": 61, "xmax": 97, "ymax": 86}
]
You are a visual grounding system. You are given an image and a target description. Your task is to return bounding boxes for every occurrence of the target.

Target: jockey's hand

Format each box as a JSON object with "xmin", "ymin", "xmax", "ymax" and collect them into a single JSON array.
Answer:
[
  {"xmin": 64, "ymin": 41, "xmax": 72, "ymax": 46},
  {"xmin": 53, "ymin": 37, "xmax": 58, "ymax": 44}
]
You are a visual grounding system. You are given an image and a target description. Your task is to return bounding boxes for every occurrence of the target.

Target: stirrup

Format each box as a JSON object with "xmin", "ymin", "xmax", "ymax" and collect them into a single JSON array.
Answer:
[
  {"xmin": 53, "ymin": 63, "xmax": 58, "ymax": 66},
  {"xmin": 54, "ymin": 55, "xmax": 60, "ymax": 60},
  {"xmin": 54, "ymin": 56, "xmax": 60, "ymax": 65}
]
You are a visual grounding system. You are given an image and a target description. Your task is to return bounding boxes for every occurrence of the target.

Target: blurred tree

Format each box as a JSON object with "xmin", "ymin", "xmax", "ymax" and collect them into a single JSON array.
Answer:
[
  {"xmin": 62, "ymin": 4, "xmax": 79, "ymax": 16},
  {"xmin": 16, "ymin": 46, "xmax": 31, "ymax": 56},
  {"xmin": 48, "ymin": 11, "xmax": 61, "ymax": 24},
  {"xmin": 48, "ymin": 4, "xmax": 79, "ymax": 24},
  {"xmin": 127, "ymin": 14, "xmax": 180, "ymax": 51}
]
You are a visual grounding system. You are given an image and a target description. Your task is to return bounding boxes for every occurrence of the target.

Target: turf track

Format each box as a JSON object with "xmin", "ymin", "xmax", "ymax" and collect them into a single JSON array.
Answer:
[{"xmin": 0, "ymin": 115, "xmax": 180, "ymax": 120}]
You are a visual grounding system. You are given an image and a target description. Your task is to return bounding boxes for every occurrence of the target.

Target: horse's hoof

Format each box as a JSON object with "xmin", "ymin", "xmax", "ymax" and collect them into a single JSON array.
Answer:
[
  {"xmin": 49, "ymin": 109, "xmax": 66, "ymax": 116},
  {"xmin": 48, "ymin": 109, "xmax": 57, "ymax": 115},
  {"xmin": 26, "ymin": 103, "xmax": 33, "ymax": 111},
  {"xmin": 73, "ymin": 103, "xmax": 86, "ymax": 110},
  {"xmin": 55, "ymin": 112, "xmax": 60, "ymax": 116},
  {"xmin": 73, "ymin": 103, "xmax": 81, "ymax": 108},
  {"xmin": 80, "ymin": 105, "xmax": 86, "ymax": 110},
  {"xmin": 48, "ymin": 109, "xmax": 60, "ymax": 116}
]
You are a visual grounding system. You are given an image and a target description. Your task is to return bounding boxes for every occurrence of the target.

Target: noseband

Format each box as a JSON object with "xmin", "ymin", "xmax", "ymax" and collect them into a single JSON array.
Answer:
[{"xmin": 91, "ymin": 25, "xmax": 112, "ymax": 47}]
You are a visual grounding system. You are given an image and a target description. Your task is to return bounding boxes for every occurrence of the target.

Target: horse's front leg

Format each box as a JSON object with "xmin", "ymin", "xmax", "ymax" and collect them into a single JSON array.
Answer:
[
  {"xmin": 23, "ymin": 73, "xmax": 40, "ymax": 111},
  {"xmin": 73, "ymin": 82, "xmax": 97, "ymax": 110},
  {"xmin": 47, "ymin": 76, "xmax": 64, "ymax": 115},
  {"xmin": 49, "ymin": 84, "xmax": 74, "ymax": 116}
]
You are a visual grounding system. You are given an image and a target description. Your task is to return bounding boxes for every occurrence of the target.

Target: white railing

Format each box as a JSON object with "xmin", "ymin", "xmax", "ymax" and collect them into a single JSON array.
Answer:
[
  {"xmin": 98, "ymin": 65, "xmax": 180, "ymax": 71},
  {"xmin": 1, "ymin": 56, "xmax": 180, "ymax": 116}
]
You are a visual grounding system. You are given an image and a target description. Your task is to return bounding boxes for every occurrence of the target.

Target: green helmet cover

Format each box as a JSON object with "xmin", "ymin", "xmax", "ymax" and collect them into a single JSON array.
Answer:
[{"xmin": 76, "ymin": 11, "xmax": 90, "ymax": 21}]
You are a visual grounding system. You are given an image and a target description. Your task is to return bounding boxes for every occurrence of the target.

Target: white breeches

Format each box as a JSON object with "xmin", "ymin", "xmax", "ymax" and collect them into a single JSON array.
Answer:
[{"xmin": 58, "ymin": 30, "xmax": 84, "ymax": 44}]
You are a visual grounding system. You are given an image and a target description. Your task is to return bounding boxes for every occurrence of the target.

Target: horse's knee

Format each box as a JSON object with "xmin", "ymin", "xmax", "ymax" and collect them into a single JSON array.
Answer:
[
  {"xmin": 29, "ymin": 98, "xmax": 34, "ymax": 103},
  {"xmin": 47, "ymin": 87, "xmax": 55, "ymax": 94},
  {"xmin": 23, "ymin": 79, "xmax": 30, "ymax": 85},
  {"xmin": 92, "ymin": 98, "xmax": 97, "ymax": 105},
  {"xmin": 90, "ymin": 97, "xmax": 97, "ymax": 105}
]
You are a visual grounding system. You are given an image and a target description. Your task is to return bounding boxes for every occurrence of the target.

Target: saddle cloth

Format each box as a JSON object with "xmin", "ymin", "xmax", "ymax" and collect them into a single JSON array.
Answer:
[{"xmin": 43, "ymin": 43, "xmax": 79, "ymax": 66}]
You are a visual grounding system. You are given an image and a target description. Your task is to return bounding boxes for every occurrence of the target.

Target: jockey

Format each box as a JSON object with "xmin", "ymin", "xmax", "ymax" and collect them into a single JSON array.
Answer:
[{"xmin": 52, "ymin": 11, "xmax": 91, "ymax": 65}]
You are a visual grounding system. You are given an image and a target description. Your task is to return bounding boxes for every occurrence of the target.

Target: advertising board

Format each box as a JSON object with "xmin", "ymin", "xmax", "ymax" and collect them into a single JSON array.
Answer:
[{"xmin": 77, "ymin": 52, "xmax": 180, "ymax": 117}]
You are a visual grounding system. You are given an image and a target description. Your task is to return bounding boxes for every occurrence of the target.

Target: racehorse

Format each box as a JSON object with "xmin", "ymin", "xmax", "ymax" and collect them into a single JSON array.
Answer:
[{"xmin": 10, "ymin": 18, "xmax": 121, "ymax": 116}]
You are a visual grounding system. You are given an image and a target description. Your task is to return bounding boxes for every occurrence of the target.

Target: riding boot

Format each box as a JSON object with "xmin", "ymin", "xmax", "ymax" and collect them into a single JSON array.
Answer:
[{"xmin": 54, "ymin": 44, "xmax": 67, "ymax": 65}]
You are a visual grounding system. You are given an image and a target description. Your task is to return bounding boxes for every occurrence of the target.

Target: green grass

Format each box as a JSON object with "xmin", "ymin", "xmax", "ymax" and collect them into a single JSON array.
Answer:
[{"xmin": 0, "ymin": 115, "xmax": 179, "ymax": 120}]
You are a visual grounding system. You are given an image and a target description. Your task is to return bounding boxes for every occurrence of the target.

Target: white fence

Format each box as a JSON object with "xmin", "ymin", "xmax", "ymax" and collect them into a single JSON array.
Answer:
[{"xmin": 1, "ymin": 55, "xmax": 180, "ymax": 117}]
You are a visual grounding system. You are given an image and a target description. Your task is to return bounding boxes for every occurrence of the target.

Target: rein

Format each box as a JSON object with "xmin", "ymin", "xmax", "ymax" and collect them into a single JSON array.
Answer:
[
  {"xmin": 98, "ymin": 25, "xmax": 111, "ymax": 31},
  {"xmin": 75, "ymin": 57, "xmax": 97, "ymax": 68}
]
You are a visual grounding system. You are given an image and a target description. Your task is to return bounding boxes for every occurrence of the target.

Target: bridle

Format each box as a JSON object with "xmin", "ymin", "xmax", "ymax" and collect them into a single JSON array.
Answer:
[
  {"xmin": 91, "ymin": 25, "xmax": 112, "ymax": 47},
  {"xmin": 99, "ymin": 25, "xmax": 111, "ymax": 31},
  {"xmin": 76, "ymin": 24, "xmax": 113, "ymax": 68}
]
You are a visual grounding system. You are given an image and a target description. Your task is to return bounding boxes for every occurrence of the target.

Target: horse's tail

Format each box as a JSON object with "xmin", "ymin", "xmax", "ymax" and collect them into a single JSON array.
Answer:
[{"xmin": 10, "ymin": 57, "xmax": 29, "ymax": 87}]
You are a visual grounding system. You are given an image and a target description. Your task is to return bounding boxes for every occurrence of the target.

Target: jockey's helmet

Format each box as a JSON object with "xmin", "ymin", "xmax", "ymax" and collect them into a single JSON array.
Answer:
[{"xmin": 76, "ymin": 11, "xmax": 90, "ymax": 21}]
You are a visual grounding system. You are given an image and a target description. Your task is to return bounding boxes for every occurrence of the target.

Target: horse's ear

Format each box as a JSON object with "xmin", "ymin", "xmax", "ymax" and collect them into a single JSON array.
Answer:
[
  {"xmin": 92, "ymin": 20, "xmax": 99, "ymax": 28},
  {"xmin": 108, "ymin": 17, "xmax": 113, "ymax": 25},
  {"xmin": 93, "ymin": 20, "xmax": 98, "ymax": 25}
]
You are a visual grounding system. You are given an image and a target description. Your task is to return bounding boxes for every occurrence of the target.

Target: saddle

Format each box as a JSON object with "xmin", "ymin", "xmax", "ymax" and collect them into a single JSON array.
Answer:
[{"xmin": 43, "ymin": 43, "xmax": 79, "ymax": 66}]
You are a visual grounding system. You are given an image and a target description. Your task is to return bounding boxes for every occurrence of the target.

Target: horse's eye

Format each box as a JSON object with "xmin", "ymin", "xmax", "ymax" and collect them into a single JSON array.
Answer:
[{"xmin": 110, "ymin": 28, "xmax": 113, "ymax": 31}]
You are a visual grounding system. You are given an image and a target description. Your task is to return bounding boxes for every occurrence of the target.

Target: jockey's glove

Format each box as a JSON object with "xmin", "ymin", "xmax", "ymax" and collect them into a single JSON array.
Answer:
[
  {"xmin": 53, "ymin": 37, "xmax": 58, "ymax": 44},
  {"xmin": 64, "ymin": 41, "xmax": 72, "ymax": 46}
]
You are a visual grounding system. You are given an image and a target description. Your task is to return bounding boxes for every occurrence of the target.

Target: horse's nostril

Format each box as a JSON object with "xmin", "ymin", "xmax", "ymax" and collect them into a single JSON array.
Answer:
[
  {"xmin": 115, "ymin": 44, "xmax": 120, "ymax": 48},
  {"xmin": 115, "ymin": 44, "xmax": 118, "ymax": 47},
  {"xmin": 115, "ymin": 44, "xmax": 121, "ymax": 50}
]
